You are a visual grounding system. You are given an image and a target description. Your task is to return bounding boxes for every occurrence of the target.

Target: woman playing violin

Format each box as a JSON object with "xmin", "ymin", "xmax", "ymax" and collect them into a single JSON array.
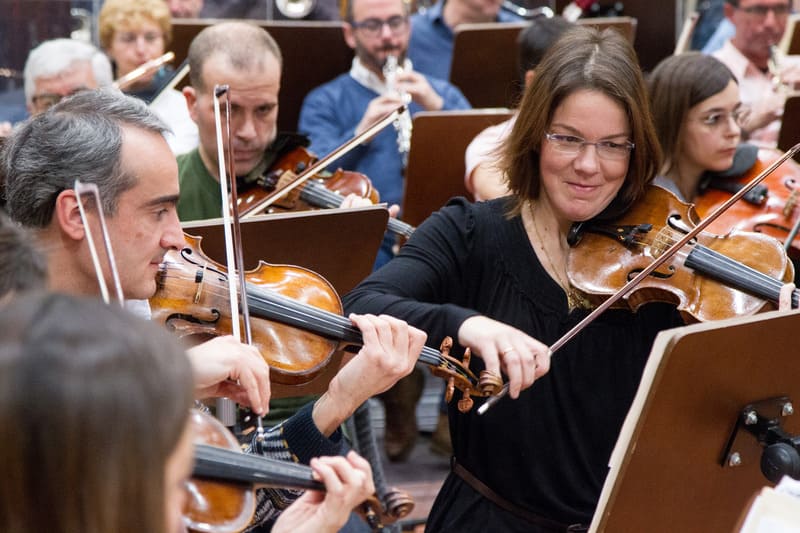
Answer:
[
  {"xmin": 343, "ymin": 26, "xmax": 690, "ymax": 532},
  {"xmin": 648, "ymin": 52, "xmax": 748, "ymax": 203},
  {"xmin": 0, "ymin": 292, "xmax": 376, "ymax": 533}
]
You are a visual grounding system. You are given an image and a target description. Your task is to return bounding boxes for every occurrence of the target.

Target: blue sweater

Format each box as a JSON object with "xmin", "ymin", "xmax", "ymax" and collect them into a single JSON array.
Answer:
[{"xmin": 298, "ymin": 72, "xmax": 471, "ymax": 268}]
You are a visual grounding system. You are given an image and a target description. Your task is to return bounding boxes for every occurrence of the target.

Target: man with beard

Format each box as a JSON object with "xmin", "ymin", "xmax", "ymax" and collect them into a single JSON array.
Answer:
[
  {"xmin": 299, "ymin": 0, "xmax": 470, "ymax": 271},
  {"xmin": 712, "ymin": 0, "xmax": 800, "ymax": 147}
]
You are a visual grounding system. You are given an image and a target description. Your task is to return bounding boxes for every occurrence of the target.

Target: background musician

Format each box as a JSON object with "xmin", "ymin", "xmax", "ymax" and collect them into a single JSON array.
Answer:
[
  {"xmin": 0, "ymin": 88, "xmax": 426, "ymax": 532},
  {"xmin": 649, "ymin": 52, "xmax": 747, "ymax": 203},
  {"xmin": 299, "ymin": 0, "xmax": 470, "ymax": 271},
  {"xmin": 23, "ymin": 39, "xmax": 112, "ymax": 117},
  {"xmin": 99, "ymin": 0, "xmax": 198, "ymax": 154},
  {"xmin": 176, "ymin": 21, "xmax": 380, "ymax": 223},
  {"xmin": 0, "ymin": 291, "xmax": 376, "ymax": 533},
  {"xmin": 711, "ymin": 0, "xmax": 800, "ymax": 147}
]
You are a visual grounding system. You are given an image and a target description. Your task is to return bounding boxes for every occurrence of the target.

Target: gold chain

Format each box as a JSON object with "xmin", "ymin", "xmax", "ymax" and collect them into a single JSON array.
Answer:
[{"xmin": 528, "ymin": 202, "xmax": 588, "ymax": 310}]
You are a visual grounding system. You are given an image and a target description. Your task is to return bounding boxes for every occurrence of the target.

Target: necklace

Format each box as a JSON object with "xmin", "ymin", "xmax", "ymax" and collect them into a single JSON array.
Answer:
[{"xmin": 528, "ymin": 202, "xmax": 589, "ymax": 311}]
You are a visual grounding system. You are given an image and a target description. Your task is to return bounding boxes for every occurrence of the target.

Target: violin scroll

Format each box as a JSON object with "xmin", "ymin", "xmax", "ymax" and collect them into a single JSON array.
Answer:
[{"xmin": 432, "ymin": 337, "xmax": 504, "ymax": 413}]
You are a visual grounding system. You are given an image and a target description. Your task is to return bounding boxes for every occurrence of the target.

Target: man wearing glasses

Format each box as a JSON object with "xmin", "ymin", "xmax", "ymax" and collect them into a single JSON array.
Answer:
[
  {"xmin": 23, "ymin": 39, "xmax": 113, "ymax": 117},
  {"xmin": 299, "ymin": 0, "xmax": 470, "ymax": 271},
  {"xmin": 712, "ymin": 0, "xmax": 800, "ymax": 146}
]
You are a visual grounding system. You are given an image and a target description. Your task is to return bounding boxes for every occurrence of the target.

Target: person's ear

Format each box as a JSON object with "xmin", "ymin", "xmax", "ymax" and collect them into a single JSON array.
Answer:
[
  {"xmin": 524, "ymin": 69, "xmax": 536, "ymax": 89},
  {"xmin": 343, "ymin": 23, "xmax": 357, "ymax": 50},
  {"xmin": 183, "ymin": 85, "xmax": 199, "ymax": 123},
  {"xmin": 54, "ymin": 189, "xmax": 86, "ymax": 241}
]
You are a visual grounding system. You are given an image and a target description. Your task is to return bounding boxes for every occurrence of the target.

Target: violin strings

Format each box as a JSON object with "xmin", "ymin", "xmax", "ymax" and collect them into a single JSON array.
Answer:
[
  {"xmin": 598, "ymin": 224, "xmax": 792, "ymax": 304},
  {"xmin": 157, "ymin": 265, "xmax": 469, "ymax": 378}
]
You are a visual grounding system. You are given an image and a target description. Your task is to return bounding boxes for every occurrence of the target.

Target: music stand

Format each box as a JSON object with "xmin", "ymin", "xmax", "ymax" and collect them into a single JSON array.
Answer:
[
  {"xmin": 777, "ymin": 96, "xmax": 800, "ymax": 159},
  {"xmin": 449, "ymin": 18, "xmax": 637, "ymax": 109},
  {"xmin": 590, "ymin": 309, "xmax": 800, "ymax": 532},
  {"xmin": 402, "ymin": 109, "xmax": 513, "ymax": 227},
  {"xmin": 181, "ymin": 205, "xmax": 388, "ymax": 397}
]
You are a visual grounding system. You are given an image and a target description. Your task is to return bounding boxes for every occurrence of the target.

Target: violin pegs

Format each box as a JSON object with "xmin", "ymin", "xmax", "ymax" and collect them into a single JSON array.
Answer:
[
  {"xmin": 458, "ymin": 390, "xmax": 474, "ymax": 413},
  {"xmin": 445, "ymin": 376, "xmax": 455, "ymax": 403},
  {"xmin": 462, "ymin": 346, "xmax": 471, "ymax": 367}
]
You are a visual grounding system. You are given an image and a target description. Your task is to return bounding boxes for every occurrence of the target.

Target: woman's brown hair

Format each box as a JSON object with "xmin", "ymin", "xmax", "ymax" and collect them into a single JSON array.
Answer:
[
  {"xmin": 648, "ymin": 52, "xmax": 738, "ymax": 178},
  {"xmin": 503, "ymin": 25, "xmax": 662, "ymax": 221},
  {"xmin": 0, "ymin": 292, "xmax": 193, "ymax": 533}
]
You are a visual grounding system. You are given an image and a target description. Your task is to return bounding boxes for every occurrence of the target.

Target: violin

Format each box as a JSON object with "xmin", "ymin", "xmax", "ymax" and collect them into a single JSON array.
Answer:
[
  {"xmin": 150, "ymin": 234, "xmax": 502, "ymax": 409},
  {"xmin": 185, "ymin": 408, "xmax": 412, "ymax": 532},
  {"xmin": 694, "ymin": 147, "xmax": 800, "ymax": 260},
  {"xmin": 567, "ymin": 185, "xmax": 796, "ymax": 323},
  {"xmin": 237, "ymin": 146, "xmax": 415, "ymax": 238}
]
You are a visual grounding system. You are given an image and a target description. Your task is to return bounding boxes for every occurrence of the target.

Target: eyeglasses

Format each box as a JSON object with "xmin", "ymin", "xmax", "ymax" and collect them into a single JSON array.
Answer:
[
  {"xmin": 350, "ymin": 15, "xmax": 409, "ymax": 36},
  {"xmin": 734, "ymin": 3, "xmax": 791, "ymax": 19},
  {"xmin": 695, "ymin": 108, "xmax": 750, "ymax": 128},
  {"xmin": 544, "ymin": 132, "xmax": 634, "ymax": 160},
  {"xmin": 114, "ymin": 31, "xmax": 164, "ymax": 45},
  {"xmin": 31, "ymin": 87, "xmax": 89, "ymax": 112}
]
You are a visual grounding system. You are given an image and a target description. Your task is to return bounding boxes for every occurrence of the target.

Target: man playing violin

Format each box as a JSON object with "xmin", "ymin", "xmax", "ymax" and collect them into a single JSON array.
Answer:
[
  {"xmin": 176, "ymin": 21, "xmax": 383, "ymax": 224},
  {"xmin": 0, "ymin": 87, "xmax": 427, "ymax": 531}
]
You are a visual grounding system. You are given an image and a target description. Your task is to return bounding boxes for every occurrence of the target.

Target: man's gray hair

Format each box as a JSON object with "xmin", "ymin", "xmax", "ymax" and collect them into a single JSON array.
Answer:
[
  {"xmin": 23, "ymin": 39, "xmax": 114, "ymax": 105},
  {"xmin": 2, "ymin": 88, "xmax": 170, "ymax": 228}
]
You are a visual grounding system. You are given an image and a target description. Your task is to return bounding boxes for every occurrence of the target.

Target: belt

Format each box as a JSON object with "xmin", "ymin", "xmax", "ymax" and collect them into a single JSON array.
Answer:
[{"xmin": 451, "ymin": 458, "xmax": 588, "ymax": 533}]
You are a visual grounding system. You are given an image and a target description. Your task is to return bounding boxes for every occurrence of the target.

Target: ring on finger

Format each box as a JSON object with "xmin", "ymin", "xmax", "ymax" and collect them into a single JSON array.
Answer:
[{"xmin": 500, "ymin": 346, "xmax": 515, "ymax": 356}]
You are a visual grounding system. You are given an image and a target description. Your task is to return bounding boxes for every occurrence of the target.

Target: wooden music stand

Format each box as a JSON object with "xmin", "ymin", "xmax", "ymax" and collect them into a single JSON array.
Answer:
[
  {"xmin": 777, "ymin": 96, "xmax": 800, "ymax": 159},
  {"xmin": 170, "ymin": 19, "xmax": 352, "ymax": 132},
  {"xmin": 449, "ymin": 17, "xmax": 637, "ymax": 109},
  {"xmin": 181, "ymin": 205, "xmax": 388, "ymax": 397},
  {"xmin": 590, "ymin": 309, "xmax": 800, "ymax": 532},
  {"xmin": 402, "ymin": 108, "xmax": 513, "ymax": 227}
]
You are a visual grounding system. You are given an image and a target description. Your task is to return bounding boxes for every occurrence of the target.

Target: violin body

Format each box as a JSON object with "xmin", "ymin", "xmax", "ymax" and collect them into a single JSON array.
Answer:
[
  {"xmin": 185, "ymin": 409, "xmax": 257, "ymax": 533},
  {"xmin": 568, "ymin": 185, "xmax": 794, "ymax": 323},
  {"xmin": 150, "ymin": 234, "xmax": 342, "ymax": 384},
  {"xmin": 695, "ymin": 148, "xmax": 800, "ymax": 259},
  {"xmin": 237, "ymin": 146, "xmax": 379, "ymax": 216}
]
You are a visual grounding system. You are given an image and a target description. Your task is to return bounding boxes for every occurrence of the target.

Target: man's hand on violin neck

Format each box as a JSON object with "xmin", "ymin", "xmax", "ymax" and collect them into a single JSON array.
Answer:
[
  {"xmin": 312, "ymin": 313, "xmax": 426, "ymax": 436},
  {"xmin": 187, "ymin": 336, "xmax": 271, "ymax": 415}
]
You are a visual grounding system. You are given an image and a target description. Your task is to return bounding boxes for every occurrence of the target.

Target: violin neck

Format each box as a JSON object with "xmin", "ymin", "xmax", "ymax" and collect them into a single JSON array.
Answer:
[
  {"xmin": 301, "ymin": 180, "xmax": 415, "ymax": 238},
  {"xmin": 193, "ymin": 444, "xmax": 323, "ymax": 491},
  {"xmin": 684, "ymin": 245, "xmax": 799, "ymax": 308},
  {"xmin": 243, "ymin": 284, "xmax": 461, "ymax": 371}
]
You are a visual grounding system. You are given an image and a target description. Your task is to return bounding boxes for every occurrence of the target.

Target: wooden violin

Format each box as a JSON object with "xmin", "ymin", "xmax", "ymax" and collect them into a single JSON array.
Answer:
[
  {"xmin": 567, "ymin": 185, "xmax": 796, "ymax": 323},
  {"xmin": 150, "ymin": 234, "xmax": 502, "ymax": 410},
  {"xmin": 237, "ymin": 146, "xmax": 415, "ymax": 238},
  {"xmin": 694, "ymin": 147, "xmax": 800, "ymax": 260},
  {"xmin": 185, "ymin": 409, "xmax": 413, "ymax": 532}
]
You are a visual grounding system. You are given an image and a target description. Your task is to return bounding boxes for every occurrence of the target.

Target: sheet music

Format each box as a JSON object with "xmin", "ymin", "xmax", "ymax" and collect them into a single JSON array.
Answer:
[{"xmin": 738, "ymin": 477, "xmax": 800, "ymax": 533}]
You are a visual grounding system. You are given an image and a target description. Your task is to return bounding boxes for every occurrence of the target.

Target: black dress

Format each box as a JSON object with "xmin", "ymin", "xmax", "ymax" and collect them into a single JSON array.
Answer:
[{"xmin": 343, "ymin": 197, "xmax": 684, "ymax": 532}]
